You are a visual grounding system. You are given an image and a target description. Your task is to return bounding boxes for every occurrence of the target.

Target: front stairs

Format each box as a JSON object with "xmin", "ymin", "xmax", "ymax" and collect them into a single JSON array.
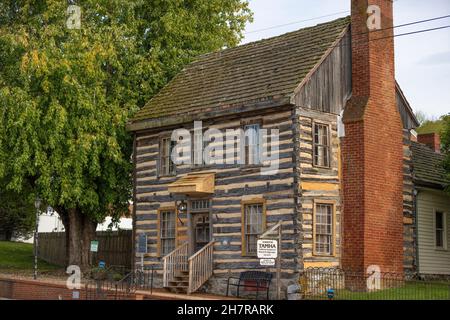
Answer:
[
  {"xmin": 163, "ymin": 241, "xmax": 214, "ymax": 294},
  {"xmin": 166, "ymin": 270, "xmax": 190, "ymax": 294}
]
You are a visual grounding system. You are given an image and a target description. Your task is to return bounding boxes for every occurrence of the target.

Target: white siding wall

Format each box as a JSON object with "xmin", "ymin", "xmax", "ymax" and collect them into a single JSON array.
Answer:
[{"xmin": 417, "ymin": 188, "xmax": 450, "ymax": 274}]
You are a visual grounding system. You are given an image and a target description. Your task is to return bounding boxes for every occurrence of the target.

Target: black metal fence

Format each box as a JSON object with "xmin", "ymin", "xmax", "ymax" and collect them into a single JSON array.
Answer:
[
  {"xmin": 84, "ymin": 268, "xmax": 155, "ymax": 300},
  {"xmin": 299, "ymin": 268, "xmax": 450, "ymax": 300}
]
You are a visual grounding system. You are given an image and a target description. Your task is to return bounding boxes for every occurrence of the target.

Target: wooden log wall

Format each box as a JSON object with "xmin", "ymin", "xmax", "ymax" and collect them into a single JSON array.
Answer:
[
  {"xmin": 295, "ymin": 107, "xmax": 342, "ymax": 269},
  {"xmin": 134, "ymin": 107, "xmax": 298, "ymax": 282}
]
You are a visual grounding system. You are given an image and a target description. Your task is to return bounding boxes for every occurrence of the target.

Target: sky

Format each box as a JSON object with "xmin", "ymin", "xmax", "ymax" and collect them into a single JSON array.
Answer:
[{"xmin": 242, "ymin": 0, "xmax": 450, "ymax": 119}]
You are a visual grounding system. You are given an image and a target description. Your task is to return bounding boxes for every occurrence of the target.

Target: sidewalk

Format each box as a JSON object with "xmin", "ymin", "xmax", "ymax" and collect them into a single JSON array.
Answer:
[{"xmin": 0, "ymin": 274, "xmax": 240, "ymax": 300}]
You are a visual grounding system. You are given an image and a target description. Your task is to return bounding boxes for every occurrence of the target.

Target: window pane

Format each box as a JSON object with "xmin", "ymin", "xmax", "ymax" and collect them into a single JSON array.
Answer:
[
  {"xmin": 160, "ymin": 138, "xmax": 175, "ymax": 175},
  {"xmin": 244, "ymin": 124, "xmax": 261, "ymax": 165},
  {"xmin": 314, "ymin": 204, "xmax": 333, "ymax": 255},
  {"xmin": 160, "ymin": 210, "xmax": 176, "ymax": 255},
  {"xmin": 313, "ymin": 124, "xmax": 330, "ymax": 167},
  {"xmin": 244, "ymin": 203, "xmax": 264, "ymax": 254},
  {"xmin": 436, "ymin": 212, "xmax": 443, "ymax": 229}
]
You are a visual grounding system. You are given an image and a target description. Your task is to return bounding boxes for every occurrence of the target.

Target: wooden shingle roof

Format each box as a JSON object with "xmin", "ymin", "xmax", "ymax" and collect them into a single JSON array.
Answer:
[
  {"xmin": 411, "ymin": 141, "xmax": 448, "ymax": 189},
  {"xmin": 129, "ymin": 17, "xmax": 350, "ymax": 129}
]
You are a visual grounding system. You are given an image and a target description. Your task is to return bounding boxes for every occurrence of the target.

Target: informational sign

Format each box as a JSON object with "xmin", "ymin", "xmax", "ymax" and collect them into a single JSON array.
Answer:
[
  {"xmin": 257, "ymin": 239, "xmax": 278, "ymax": 259},
  {"xmin": 138, "ymin": 234, "xmax": 148, "ymax": 254},
  {"xmin": 90, "ymin": 240, "xmax": 99, "ymax": 252},
  {"xmin": 259, "ymin": 259, "xmax": 275, "ymax": 266},
  {"xmin": 72, "ymin": 291, "xmax": 80, "ymax": 299}
]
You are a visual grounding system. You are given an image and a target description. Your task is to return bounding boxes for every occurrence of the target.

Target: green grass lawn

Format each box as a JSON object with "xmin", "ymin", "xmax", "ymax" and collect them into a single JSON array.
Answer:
[
  {"xmin": 307, "ymin": 282, "xmax": 450, "ymax": 300},
  {"xmin": 0, "ymin": 241, "xmax": 60, "ymax": 272}
]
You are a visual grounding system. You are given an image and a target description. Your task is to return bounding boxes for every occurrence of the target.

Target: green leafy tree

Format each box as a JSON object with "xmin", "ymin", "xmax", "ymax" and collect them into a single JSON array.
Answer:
[
  {"xmin": 441, "ymin": 114, "xmax": 450, "ymax": 193},
  {"xmin": 0, "ymin": 184, "xmax": 35, "ymax": 241},
  {"xmin": 0, "ymin": 0, "xmax": 252, "ymax": 268}
]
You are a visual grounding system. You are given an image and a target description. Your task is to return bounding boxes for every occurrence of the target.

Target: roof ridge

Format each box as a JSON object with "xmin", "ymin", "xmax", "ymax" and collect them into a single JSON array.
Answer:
[
  {"xmin": 129, "ymin": 15, "xmax": 351, "ymax": 127},
  {"xmin": 193, "ymin": 16, "xmax": 351, "ymax": 62}
]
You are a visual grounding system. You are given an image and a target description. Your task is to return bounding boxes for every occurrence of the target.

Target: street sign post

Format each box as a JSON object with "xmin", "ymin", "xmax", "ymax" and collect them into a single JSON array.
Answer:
[
  {"xmin": 89, "ymin": 240, "xmax": 99, "ymax": 267},
  {"xmin": 137, "ymin": 234, "xmax": 147, "ymax": 271},
  {"xmin": 257, "ymin": 239, "xmax": 278, "ymax": 259},
  {"xmin": 259, "ymin": 259, "xmax": 276, "ymax": 266},
  {"xmin": 90, "ymin": 240, "xmax": 99, "ymax": 252},
  {"xmin": 258, "ymin": 221, "xmax": 282, "ymax": 300}
]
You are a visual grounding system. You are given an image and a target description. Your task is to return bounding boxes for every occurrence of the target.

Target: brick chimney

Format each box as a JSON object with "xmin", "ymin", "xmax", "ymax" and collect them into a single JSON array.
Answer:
[
  {"xmin": 418, "ymin": 133, "xmax": 441, "ymax": 153},
  {"xmin": 341, "ymin": 0, "xmax": 404, "ymax": 277}
]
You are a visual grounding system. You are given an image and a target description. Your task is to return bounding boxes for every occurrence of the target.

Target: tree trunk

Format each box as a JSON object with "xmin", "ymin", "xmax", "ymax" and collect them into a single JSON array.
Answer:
[
  {"xmin": 4, "ymin": 230, "xmax": 13, "ymax": 241},
  {"xmin": 60, "ymin": 208, "xmax": 97, "ymax": 271}
]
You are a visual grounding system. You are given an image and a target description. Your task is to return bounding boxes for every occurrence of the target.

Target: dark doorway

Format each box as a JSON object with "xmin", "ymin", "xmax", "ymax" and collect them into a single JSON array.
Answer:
[
  {"xmin": 189, "ymin": 199, "xmax": 211, "ymax": 253},
  {"xmin": 193, "ymin": 213, "xmax": 210, "ymax": 252}
]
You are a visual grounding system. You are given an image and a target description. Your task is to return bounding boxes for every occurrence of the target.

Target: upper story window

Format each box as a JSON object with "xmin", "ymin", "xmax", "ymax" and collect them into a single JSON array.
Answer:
[
  {"xmin": 313, "ymin": 122, "xmax": 331, "ymax": 168},
  {"xmin": 159, "ymin": 137, "xmax": 175, "ymax": 176},
  {"xmin": 192, "ymin": 129, "xmax": 206, "ymax": 167},
  {"xmin": 435, "ymin": 211, "xmax": 447, "ymax": 249},
  {"xmin": 244, "ymin": 124, "xmax": 261, "ymax": 165}
]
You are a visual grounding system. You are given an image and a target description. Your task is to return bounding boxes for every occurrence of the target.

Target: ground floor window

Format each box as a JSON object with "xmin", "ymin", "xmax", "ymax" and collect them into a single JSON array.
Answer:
[
  {"xmin": 242, "ymin": 200, "xmax": 266, "ymax": 256},
  {"xmin": 435, "ymin": 210, "xmax": 447, "ymax": 249},
  {"xmin": 159, "ymin": 209, "xmax": 176, "ymax": 256},
  {"xmin": 313, "ymin": 202, "xmax": 335, "ymax": 256}
]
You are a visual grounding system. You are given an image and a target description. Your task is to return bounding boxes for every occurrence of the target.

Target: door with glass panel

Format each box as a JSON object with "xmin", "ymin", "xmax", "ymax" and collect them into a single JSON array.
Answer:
[{"xmin": 190, "ymin": 199, "xmax": 211, "ymax": 252}]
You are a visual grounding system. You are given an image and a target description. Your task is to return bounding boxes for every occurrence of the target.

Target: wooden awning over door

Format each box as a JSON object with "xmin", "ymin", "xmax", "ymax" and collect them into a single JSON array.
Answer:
[{"xmin": 168, "ymin": 173, "xmax": 215, "ymax": 196}]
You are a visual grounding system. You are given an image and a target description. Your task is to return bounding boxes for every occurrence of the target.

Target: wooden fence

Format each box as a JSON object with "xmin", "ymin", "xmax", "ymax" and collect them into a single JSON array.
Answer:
[{"xmin": 38, "ymin": 230, "xmax": 132, "ymax": 269}]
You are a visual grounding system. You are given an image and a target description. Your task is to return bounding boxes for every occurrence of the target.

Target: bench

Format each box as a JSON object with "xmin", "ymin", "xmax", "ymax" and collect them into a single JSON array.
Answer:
[{"xmin": 226, "ymin": 271, "xmax": 273, "ymax": 300}]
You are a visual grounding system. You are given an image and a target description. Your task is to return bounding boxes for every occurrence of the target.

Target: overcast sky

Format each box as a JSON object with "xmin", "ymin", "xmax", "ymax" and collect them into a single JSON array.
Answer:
[{"xmin": 242, "ymin": 0, "xmax": 450, "ymax": 119}]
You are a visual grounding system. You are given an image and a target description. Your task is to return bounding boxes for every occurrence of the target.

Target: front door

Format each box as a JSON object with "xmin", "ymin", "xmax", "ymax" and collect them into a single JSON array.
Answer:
[{"xmin": 193, "ymin": 213, "xmax": 210, "ymax": 252}]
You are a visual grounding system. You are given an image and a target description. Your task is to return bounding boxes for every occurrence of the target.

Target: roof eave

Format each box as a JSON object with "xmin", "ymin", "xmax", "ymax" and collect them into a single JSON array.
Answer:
[{"xmin": 126, "ymin": 96, "xmax": 293, "ymax": 132}]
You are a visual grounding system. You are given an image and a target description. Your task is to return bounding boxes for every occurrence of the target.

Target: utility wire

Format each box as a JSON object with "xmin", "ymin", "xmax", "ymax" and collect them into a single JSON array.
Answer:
[
  {"xmin": 329, "ymin": 24, "xmax": 450, "ymax": 51},
  {"xmin": 245, "ymin": 10, "xmax": 350, "ymax": 34},
  {"xmin": 352, "ymin": 14, "xmax": 450, "ymax": 37}
]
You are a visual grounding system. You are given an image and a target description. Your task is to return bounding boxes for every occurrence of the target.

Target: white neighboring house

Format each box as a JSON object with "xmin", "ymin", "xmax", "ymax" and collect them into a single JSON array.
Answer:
[{"xmin": 19, "ymin": 207, "xmax": 132, "ymax": 243}]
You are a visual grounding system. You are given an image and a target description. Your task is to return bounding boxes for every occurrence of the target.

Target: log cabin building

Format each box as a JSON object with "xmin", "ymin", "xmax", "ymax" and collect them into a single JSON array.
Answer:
[{"xmin": 127, "ymin": 0, "xmax": 423, "ymax": 297}]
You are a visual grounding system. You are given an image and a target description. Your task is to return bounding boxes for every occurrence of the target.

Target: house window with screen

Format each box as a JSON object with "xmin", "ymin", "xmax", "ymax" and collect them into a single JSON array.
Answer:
[
  {"xmin": 313, "ymin": 122, "xmax": 331, "ymax": 167},
  {"xmin": 244, "ymin": 124, "xmax": 261, "ymax": 165},
  {"xmin": 159, "ymin": 210, "xmax": 176, "ymax": 256},
  {"xmin": 159, "ymin": 137, "xmax": 175, "ymax": 175},
  {"xmin": 242, "ymin": 201, "xmax": 265, "ymax": 255},
  {"xmin": 435, "ymin": 211, "xmax": 446, "ymax": 249},
  {"xmin": 314, "ymin": 203, "xmax": 334, "ymax": 255}
]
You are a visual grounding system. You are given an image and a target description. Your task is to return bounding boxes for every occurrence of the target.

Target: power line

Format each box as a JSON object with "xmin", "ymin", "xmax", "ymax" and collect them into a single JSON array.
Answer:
[
  {"xmin": 245, "ymin": 10, "xmax": 350, "ymax": 34},
  {"xmin": 245, "ymin": 0, "xmax": 402, "ymax": 35},
  {"xmin": 330, "ymin": 24, "xmax": 450, "ymax": 51},
  {"xmin": 352, "ymin": 14, "xmax": 450, "ymax": 38}
]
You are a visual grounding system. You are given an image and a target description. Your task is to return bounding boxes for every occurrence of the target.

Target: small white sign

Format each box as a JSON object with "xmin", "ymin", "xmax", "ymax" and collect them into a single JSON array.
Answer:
[
  {"xmin": 90, "ymin": 240, "xmax": 99, "ymax": 252},
  {"xmin": 257, "ymin": 239, "xmax": 278, "ymax": 259},
  {"xmin": 260, "ymin": 259, "xmax": 275, "ymax": 266}
]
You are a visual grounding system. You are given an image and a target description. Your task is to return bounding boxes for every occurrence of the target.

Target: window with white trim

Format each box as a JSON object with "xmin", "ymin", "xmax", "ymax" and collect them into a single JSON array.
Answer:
[
  {"xmin": 313, "ymin": 123, "xmax": 331, "ymax": 168},
  {"xmin": 435, "ymin": 211, "xmax": 447, "ymax": 249},
  {"xmin": 314, "ymin": 203, "xmax": 334, "ymax": 255},
  {"xmin": 159, "ymin": 210, "xmax": 176, "ymax": 256}
]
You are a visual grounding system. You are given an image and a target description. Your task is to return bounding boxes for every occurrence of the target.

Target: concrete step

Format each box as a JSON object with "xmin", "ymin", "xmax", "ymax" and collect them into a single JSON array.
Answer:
[
  {"xmin": 166, "ymin": 285, "xmax": 188, "ymax": 294},
  {"xmin": 169, "ymin": 280, "xmax": 189, "ymax": 286}
]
